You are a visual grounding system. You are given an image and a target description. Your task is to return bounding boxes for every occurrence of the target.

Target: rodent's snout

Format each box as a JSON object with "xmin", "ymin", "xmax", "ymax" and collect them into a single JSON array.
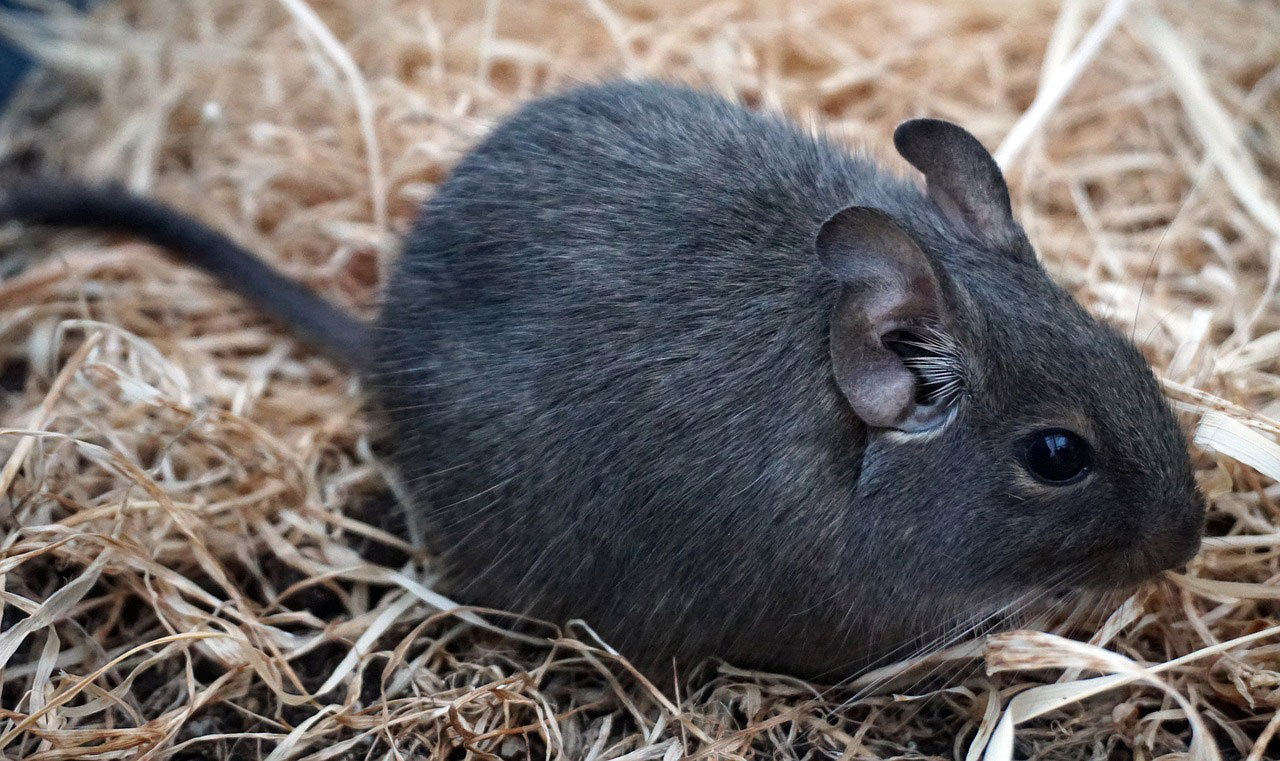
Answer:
[
  {"xmin": 1156, "ymin": 523, "xmax": 1203, "ymax": 571},
  {"xmin": 1174, "ymin": 504, "xmax": 1207, "ymax": 566},
  {"xmin": 1087, "ymin": 496, "xmax": 1205, "ymax": 588},
  {"xmin": 1141, "ymin": 495, "xmax": 1206, "ymax": 575}
]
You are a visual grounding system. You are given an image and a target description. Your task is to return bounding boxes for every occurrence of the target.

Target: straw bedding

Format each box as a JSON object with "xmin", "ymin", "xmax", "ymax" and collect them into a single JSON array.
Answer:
[{"xmin": 0, "ymin": 0, "xmax": 1277, "ymax": 758}]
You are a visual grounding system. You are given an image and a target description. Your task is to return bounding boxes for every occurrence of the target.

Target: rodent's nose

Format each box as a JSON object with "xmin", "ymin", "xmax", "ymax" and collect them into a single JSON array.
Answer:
[
  {"xmin": 1148, "ymin": 509, "xmax": 1204, "ymax": 573},
  {"xmin": 1087, "ymin": 499, "xmax": 1205, "ymax": 588},
  {"xmin": 1169, "ymin": 530, "xmax": 1203, "ymax": 569},
  {"xmin": 1150, "ymin": 487, "xmax": 1206, "ymax": 562}
]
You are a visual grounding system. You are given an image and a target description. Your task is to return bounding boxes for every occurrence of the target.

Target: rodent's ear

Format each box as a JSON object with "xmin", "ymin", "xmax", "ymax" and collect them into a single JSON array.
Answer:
[
  {"xmin": 893, "ymin": 118, "xmax": 1030, "ymax": 259},
  {"xmin": 817, "ymin": 206, "xmax": 948, "ymax": 431}
]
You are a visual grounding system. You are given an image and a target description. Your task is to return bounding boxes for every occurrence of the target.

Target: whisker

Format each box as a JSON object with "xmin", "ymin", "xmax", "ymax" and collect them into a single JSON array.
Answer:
[
  {"xmin": 1130, "ymin": 155, "xmax": 1214, "ymax": 342},
  {"xmin": 820, "ymin": 566, "xmax": 1094, "ymax": 718}
]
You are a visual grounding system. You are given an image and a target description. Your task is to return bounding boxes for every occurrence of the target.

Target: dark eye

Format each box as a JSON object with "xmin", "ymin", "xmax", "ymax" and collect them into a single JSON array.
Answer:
[{"xmin": 1022, "ymin": 428, "xmax": 1092, "ymax": 484}]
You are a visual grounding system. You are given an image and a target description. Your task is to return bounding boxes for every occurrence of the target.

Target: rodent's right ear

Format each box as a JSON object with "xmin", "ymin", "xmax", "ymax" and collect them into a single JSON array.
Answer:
[
  {"xmin": 816, "ymin": 206, "xmax": 949, "ymax": 432},
  {"xmin": 893, "ymin": 118, "xmax": 1032, "ymax": 261}
]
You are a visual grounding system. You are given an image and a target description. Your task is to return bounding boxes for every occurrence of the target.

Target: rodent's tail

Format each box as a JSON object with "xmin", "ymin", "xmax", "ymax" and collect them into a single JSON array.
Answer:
[{"xmin": 0, "ymin": 179, "xmax": 370, "ymax": 366}]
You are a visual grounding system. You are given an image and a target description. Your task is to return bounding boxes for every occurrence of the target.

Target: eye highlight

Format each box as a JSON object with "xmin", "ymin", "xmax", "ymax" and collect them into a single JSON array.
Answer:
[{"xmin": 1021, "ymin": 428, "xmax": 1092, "ymax": 485}]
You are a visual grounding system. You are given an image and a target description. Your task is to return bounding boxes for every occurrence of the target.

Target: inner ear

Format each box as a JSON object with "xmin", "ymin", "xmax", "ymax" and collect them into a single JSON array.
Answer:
[
  {"xmin": 893, "ymin": 118, "xmax": 1031, "ymax": 258},
  {"xmin": 817, "ymin": 206, "xmax": 955, "ymax": 432}
]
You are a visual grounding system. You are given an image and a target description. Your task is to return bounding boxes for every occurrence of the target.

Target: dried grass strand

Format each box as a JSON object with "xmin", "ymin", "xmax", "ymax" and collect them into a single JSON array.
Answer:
[{"xmin": 0, "ymin": 0, "xmax": 1275, "ymax": 758}]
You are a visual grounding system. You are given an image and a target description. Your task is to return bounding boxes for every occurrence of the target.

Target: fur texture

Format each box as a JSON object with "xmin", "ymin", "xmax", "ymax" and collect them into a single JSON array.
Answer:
[{"xmin": 369, "ymin": 81, "xmax": 1203, "ymax": 676}]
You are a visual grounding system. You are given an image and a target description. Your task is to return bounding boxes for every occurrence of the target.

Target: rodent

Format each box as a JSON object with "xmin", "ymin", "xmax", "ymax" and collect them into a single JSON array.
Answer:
[{"xmin": 0, "ymin": 80, "xmax": 1205, "ymax": 678}]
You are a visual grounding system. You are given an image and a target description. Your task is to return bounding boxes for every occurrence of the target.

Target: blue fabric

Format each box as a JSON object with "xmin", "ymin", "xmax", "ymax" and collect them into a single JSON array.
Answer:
[{"xmin": 0, "ymin": 1, "xmax": 96, "ymax": 112}]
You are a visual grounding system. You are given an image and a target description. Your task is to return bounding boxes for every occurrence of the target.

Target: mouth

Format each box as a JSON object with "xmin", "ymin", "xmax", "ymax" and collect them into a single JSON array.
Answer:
[
  {"xmin": 1169, "ymin": 532, "xmax": 1204, "ymax": 569},
  {"xmin": 1083, "ymin": 532, "xmax": 1202, "ymax": 590},
  {"xmin": 1155, "ymin": 520, "xmax": 1206, "ymax": 572}
]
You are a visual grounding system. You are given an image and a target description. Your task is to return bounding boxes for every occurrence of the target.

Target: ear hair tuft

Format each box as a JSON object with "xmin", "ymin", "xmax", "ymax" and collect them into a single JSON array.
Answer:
[{"xmin": 885, "ymin": 325, "xmax": 969, "ymax": 410}]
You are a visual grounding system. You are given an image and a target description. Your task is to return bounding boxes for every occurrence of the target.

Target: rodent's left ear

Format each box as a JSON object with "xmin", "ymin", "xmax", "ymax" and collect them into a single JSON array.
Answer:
[
  {"xmin": 893, "ymin": 118, "xmax": 1031, "ymax": 260},
  {"xmin": 817, "ymin": 206, "xmax": 951, "ymax": 431}
]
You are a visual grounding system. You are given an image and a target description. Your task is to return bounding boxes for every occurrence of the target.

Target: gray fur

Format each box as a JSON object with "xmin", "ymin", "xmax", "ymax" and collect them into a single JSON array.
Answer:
[{"xmin": 368, "ymin": 81, "xmax": 1203, "ymax": 676}]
